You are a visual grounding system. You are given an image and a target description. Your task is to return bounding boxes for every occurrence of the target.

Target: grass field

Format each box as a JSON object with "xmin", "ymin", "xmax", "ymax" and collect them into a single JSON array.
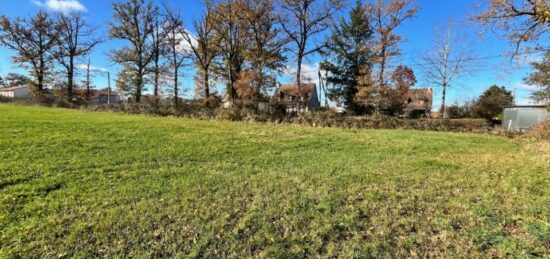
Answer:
[{"xmin": 0, "ymin": 104, "xmax": 549, "ymax": 257}]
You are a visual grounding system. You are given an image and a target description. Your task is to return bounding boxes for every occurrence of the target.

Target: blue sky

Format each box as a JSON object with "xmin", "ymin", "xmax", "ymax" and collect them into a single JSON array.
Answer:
[{"xmin": 0, "ymin": 0, "xmax": 545, "ymax": 107}]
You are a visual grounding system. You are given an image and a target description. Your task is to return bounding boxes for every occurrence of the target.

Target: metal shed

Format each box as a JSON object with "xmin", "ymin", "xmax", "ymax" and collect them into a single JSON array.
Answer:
[{"xmin": 502, "ymin": 105, "xmax": 550, "ymax": 132}]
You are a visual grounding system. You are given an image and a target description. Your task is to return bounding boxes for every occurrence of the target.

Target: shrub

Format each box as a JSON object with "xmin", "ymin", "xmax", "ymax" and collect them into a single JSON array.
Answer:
[
  {"xmin": 8, "ymin": 98, "xmax": 494, "ymax": 134},
  {"xmin": 526, "ymin": 119, "xmax": 550, "ymax": 140}
]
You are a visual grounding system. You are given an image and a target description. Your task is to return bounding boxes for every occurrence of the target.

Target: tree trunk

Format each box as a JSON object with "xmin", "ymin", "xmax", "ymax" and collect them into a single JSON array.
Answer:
[
  {"xmin": 204, "ymin": 72, "xmax": 210, "ymax": 99},
  {"xmin": 379, "ymin": 45, "xmax": 386, "ymax": 87},
  {"xmin": 296, "ymin": 49, "xmax": 304, "ymax": 111},
  {"xmin": 441, "ymin": 84, "xmax": 447, "ymax": 118},
  {"xmin": 136, "ymin": 72, "xmax": 142, "ymax": 103},
  {"xmin": 154, "ymin": 70, "xmax": 159, "ymax": 99},
  {"xmin": 37, "ymin": 71, "xmax": 44, "ymax": 92},
  {"xmin": 67, "ymin": 56, "xmax": 74, "ymax": 102},
  {"xmin": 296, "ymin": 52, "xmax": 303, "ymax": 88},
  {"xmin": 86, "ymin": 67, "xmax": 91, "ymax": 100},
  {"xmin": 154, "ymin": 51, "xmax": 160, "ymax": 99},
  {"xmin": 37, "ymin": 57, "xmax": 45, "ymax": 92},
  {"xmin": 174, "ymin": 67, "xmax": 179, "ymax": 107}
]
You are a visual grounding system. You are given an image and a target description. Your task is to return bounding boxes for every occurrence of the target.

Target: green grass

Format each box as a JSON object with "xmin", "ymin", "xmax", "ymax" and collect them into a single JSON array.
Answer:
[{"xmin": 0, "ymin": 104, "xmax": 548, "ymax": 257}]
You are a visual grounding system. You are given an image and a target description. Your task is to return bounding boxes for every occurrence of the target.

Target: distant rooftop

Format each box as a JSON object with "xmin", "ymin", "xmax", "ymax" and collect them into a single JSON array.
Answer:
[
  {"xmin": 508, "ymin": 105, "xmax": 548, "ymax": 109},
  {"xmin": 0, "ymin": 85, "xmax": 28, "ymax": 91}
]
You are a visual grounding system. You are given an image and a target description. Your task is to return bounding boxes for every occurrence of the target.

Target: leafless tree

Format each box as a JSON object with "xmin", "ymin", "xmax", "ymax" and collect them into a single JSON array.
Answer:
[
  {"xmin": 476, "ymin": 0, "xmax": 550, "ymax": 55},
  {"xmin": 150, "ymin": 14, "xmax": 169, "ymax": 99},
  {"xmin": 0, "ymin": 12, "xmax": 58, "ymax": 94},
  {"xmin": 109, "ymin": 0, "xmax": 158, "ymax": 103},
  {"xmin": 180, "ymin": 0, "xmax": 220, "ymax": 99},
  {"xmin": 421, "ymin": 21, "xmax": 474, "ymax": 118},
  {"xmin": 211, "ymin": 0, "xmax": 250, "ymax": 102},
  {"xmin": 278, "ymin": 0, "xmax": 344, "ymax": 88},
  {"xmin": 80, "ymin": 58, "xmax": 94, "ymax": 100},
  {"xmin": 163, "ymin": 4, "xmax": 192, "ymax": 106},
  {"xmin": 242, "ymin": 0, "xmax": 287, "ymax": 91},
  {"xmin": 55, "ymin": 12, "xmax": 102, "ymax": 102},
  {"xmin": 367, "ymin": 0, "xmax": 417, "ymax": 86}
]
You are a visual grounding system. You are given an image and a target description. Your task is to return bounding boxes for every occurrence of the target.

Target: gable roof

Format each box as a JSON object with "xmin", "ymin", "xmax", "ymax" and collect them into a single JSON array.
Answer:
[
  {"xmin": 91, "ymin": 90, "xmax": 118, "ymax": 98},
  {"xmin": 406, "ymin": 88, "xmax": 433, "ymax": 110},
  {"xmin": 0, "ymin": 85, "xmax": 28, "ymax": 91},
  {"xmin": 273, "ymin": 83, "xmax": 316, "ymax": 102}
]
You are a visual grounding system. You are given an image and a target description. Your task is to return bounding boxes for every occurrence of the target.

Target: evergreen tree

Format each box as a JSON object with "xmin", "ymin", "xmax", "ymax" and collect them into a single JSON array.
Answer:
[
  {"xmin": 472, "ymin": 85, "xmax": 513, "ymax": 120},
  {"xmin": 525, "ymin": 50, "xmax": 550, "ymax": 104},
  {"xmin": 320, "ymin": 1, "xmax": 374, "ymax": 114}
]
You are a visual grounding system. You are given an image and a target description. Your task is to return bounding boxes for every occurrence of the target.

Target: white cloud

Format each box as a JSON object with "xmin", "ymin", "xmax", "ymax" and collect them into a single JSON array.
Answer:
[
  {"xmin": 282, "ymin": 63, "xmax": 320, "ymax": 84},
  {"xmin": 512, "ymin": 82, "xmax": 538, "ymax": 91},
  {"xmin": 168, "ymin": 29, "xmax": 195, "ymax": 55},
  {"xmin": 31, "ymin": 0, "xmax": 86, "ymax": 13},
  {"xmin": 76, "ymin": 63, "xmax": 107, "ymax": 73}
]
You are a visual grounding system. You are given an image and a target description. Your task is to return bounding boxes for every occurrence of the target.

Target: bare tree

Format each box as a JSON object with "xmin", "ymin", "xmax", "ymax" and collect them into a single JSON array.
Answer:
[
  {"xmin": 109, "ymin": 0, "xmax": 158, "ymax": 103},
  {"xmin": 243, "ymin": 0, "xmax": 287, "ymax": 93},
  {"xmin": 367, "ymin": 0, "xmax": 417, "ymax": 86},
  {"xmin": 421, "ymin": 21, "xmax": 474, "ymax": 118},
  {"xmin": 0, "ymin": 12, "xmax": 58, "ymax": 94},
  {"xmin": 211, "ymin": 0, "xmax": 251, "ymax": 103},
  {"xmin": 164, "ymin": 4, "xmax": 192, "ymax": 106},
  {"xmin": 80, "ymin": 58, "xmax": 94, "ymax": 100},
  {"xmin": 181, "ymin": 0, "xmax": 220, "ymax": 99},
  {"xmin": 150, "ymin": 14, "xmax": 169, "ymax": 99},
  {"xmin": 278, "ymin": 0, "xmax": 344, "ymax": 88},
  {"xmin": 55, "ymin": 12, "xmax": 102, "ymax": 102},
  {"xmin": 477, "ymin": 0, "xmax": 550, "ymax": 54}
]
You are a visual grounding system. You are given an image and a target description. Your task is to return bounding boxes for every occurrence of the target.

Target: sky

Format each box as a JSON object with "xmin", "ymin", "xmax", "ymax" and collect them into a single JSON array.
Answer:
[{"xmin": 0, "ymin": 0, "xmax": 546, "ymax": 108}]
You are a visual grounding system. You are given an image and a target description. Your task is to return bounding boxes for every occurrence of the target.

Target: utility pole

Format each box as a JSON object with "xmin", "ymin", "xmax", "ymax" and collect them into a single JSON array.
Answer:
[
  {"xmin": 324, "ymin": 69, "xmax": 329, "ymax": 107},
  {"xmin": 318, "ymin": 69, "xmax": 323, "ymax": 107}
]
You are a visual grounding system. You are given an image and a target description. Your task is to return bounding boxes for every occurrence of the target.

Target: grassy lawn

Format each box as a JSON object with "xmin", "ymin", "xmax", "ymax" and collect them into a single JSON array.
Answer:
[{"xmin": 0, "ymin": 104, "xmax": 548, "ymax": 257}]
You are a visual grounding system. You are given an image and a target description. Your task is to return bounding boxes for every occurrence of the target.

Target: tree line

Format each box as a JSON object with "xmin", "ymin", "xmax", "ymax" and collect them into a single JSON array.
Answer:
[{"xmin": 0, "ymin": 0, "xmax": 548, "ymax": 117}]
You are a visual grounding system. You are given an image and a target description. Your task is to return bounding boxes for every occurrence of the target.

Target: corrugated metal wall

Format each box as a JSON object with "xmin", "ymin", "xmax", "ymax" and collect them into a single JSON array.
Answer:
[{"xmin": 503, "ymin": 108, "xmax": 550, "ymax": 132}]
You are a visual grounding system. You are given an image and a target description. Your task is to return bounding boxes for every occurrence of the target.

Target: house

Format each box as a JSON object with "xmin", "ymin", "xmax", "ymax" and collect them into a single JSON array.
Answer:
[
  {"xmin": 273, "ymin": 83, "xmax": 320, "ymax": 113},
  {"xmin": 405, "ymin": 88, "xmax": 433, "ymax": 117},
  {"xmin": 502, "ymin": 105, "xmax": 549, "ymax": 132},
  {"xmin": 89, "ymin": 90, "xmax": 119, "ymax": 104},
  {"xmin": 0, "ymin": 85, "xmax": 31, "ymax": 98}
]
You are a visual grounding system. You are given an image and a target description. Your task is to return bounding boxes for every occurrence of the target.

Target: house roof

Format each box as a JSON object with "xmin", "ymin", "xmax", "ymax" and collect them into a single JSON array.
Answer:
[
  {"xmin": 273, "ymin": 83, "xmax": 316, "ymax": 100},
  {"xmin": 508, "ymin": 105, "xmax": 548, "ymax": 109},
  {"xmin": 90, "ymin": 90, "xmax": 118, "ymax": 98},
  {"xmin": 406, "ymin": 88, "xmax": 433, "ymax": 111},
  {"xmin": 0, "ymin": 85, "xmax": 28, "ymax": 91},
  {"xmin": 408, "ymin": 88, "xmax": 432, "ymax": 101}
]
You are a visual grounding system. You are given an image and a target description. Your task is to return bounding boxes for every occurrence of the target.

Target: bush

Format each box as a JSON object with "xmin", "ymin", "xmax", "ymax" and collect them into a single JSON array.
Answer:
[
  {"xmin": 446, "ymin": 102, "xmax": 474, "ymax": 118},
  {"xmin": 6, "ymin": 98, "xmax": 494, "ymax": 134},
  {"xmin": 526, "ymin": 119, "xmax": 550, "ymax": 140},
  {"xmin": 94, "ymin": 103, "xmax": 492, "ymax": 132}
]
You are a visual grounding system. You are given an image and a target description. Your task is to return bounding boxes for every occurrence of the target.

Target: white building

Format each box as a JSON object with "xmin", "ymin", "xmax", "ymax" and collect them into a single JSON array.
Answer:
[
  {"xmin": 0, "ymin": 85, "xmax": 31, "ymax": 98},
  {"xmin": 89, "ymin": 90, "xmax": 120, "ymax": 104},
  {"xmin": 503, "ymin": 105, "xmax": 550, "ymax": 132}
]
